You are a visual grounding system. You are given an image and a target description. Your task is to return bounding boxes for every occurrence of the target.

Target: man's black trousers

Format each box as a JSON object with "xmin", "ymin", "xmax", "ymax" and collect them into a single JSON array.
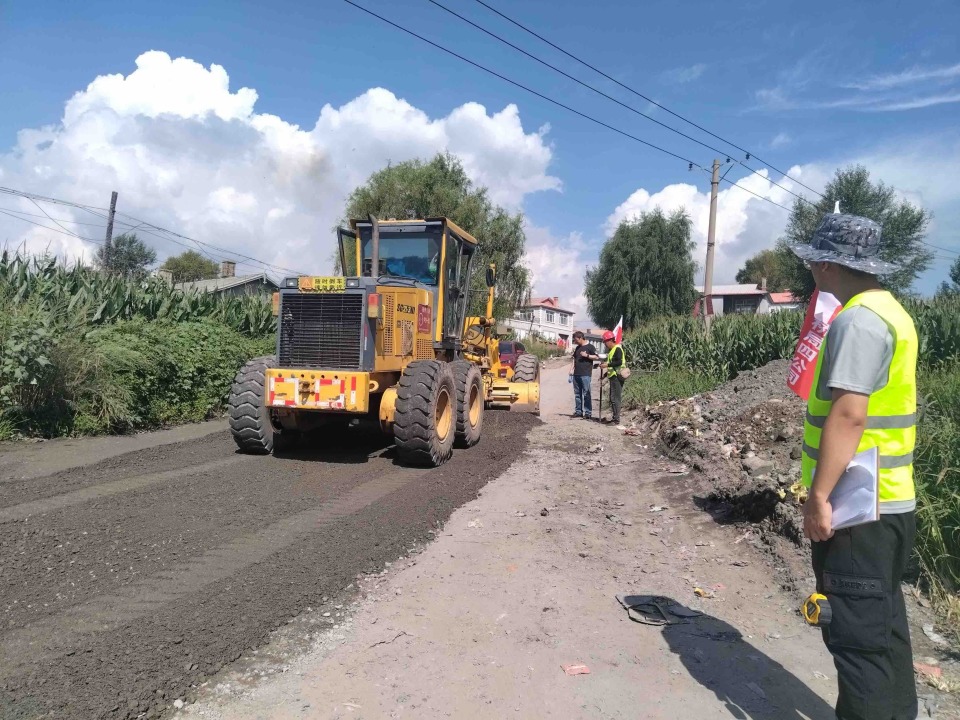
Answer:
[{"xmin": 811, "ymin": 511, "xmax": 917, "ymax": 720}]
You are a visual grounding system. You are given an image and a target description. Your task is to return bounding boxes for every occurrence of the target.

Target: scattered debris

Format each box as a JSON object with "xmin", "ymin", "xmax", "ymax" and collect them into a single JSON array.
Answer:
[
  {"xmin": 561, "ymin": 663, "xmax": 591, "ymax": 676},
  {"xmin": 587, "ymin": 444, "xmax": 604, "ymax": 454},
  {"xmin": 915, "ymin": 663, "xmax": 944, "ymax": 680},
  {"xmin": 813, "ymin": 671, "xmax": 829, "ymax": 680},
  {"xmin": 648, "ymin": 505, "xmax": 668, "ymax": 513},
  {"xmin": 922, "ymin": 624, "xmax": 950, "ymax": 646},
  {"xmin": 540, "ymin": 508, "xmax": 550, "ymax": 517},
  {"xmin": 693, "ymin": 587, "xmax": 715, "ymax": 599},
  {"xmin": 746, "ymin": 682, "xmax": 767, "ymax": 699},
  {"xmin": 467, "ymin": 519, "xmax": 483, "ymax": 529},
  {"xmin": 616, "ymin": 594, "xmax": 702, "ymax": 626}
]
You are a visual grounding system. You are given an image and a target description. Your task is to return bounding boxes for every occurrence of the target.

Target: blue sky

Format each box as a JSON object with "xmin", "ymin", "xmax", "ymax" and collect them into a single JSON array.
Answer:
[{"xmin": 2, "ymin": 0, "xmax": 958, "ymax": 316}]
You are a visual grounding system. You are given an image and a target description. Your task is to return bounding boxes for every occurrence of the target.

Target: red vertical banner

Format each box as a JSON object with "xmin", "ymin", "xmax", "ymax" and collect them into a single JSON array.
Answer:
[
  {"xmin": 614, "ymin": 316, "xmax": 623, "ymax": 344},
  {"xmin": 787, "ymin": 289, "xmax": 842, "ymax": 400}
]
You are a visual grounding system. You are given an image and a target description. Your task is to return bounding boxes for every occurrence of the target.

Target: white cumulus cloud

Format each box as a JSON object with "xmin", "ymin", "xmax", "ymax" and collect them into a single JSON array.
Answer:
[
  {"xmin": 604, "ymin": 167, "xmax": 817, "ymax": 285},
  {"xmin": 0, "ymin": 51, "xmax": 560, "ymax": 276}
]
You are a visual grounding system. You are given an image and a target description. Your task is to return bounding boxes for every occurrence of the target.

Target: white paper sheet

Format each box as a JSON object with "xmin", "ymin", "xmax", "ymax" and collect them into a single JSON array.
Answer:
[{"xmin": 823, "ymin": 446, "xmax": 880, "ymax": 530}]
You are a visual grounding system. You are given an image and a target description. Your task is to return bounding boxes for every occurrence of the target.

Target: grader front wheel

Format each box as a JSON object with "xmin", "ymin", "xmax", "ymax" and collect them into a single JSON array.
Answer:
[
  {"xmin": 228, "ymin": 355, "xmax": 278, "ymax": 454},
  {"xmin": 512, "ymin": 353, "xmax": 539, "ymax": 382},
  {"xmin": 394, "ymin": 361, "xmax": 457, "ymax": 467}
]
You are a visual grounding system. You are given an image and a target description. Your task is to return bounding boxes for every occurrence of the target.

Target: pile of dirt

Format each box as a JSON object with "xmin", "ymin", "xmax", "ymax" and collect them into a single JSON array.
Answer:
[{"xmin": 631, "ymin": 360, "xmax": 812, "ymax": 586}]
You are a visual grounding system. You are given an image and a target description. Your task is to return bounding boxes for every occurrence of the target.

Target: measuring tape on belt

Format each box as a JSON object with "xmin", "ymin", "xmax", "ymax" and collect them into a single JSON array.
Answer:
[{"xmin": 801, "ymin": 593, "xmax": 832, "ymax": 627}]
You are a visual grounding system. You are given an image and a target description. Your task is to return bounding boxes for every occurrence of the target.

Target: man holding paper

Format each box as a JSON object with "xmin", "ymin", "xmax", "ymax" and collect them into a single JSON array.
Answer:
[{"xmin": 792, "ymin": 213, "xmax": 919, "ymax": 720}]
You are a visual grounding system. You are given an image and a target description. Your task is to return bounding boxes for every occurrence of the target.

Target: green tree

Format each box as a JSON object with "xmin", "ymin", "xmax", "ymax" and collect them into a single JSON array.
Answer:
[
  {"xmin": 936, "ymin": 257, "xmax": 960, "ymax": 297},
  {"xmin": 775, "ymin": 165, "xmax": 933, "ymax": 302},
  {"xmin": 735, "ymin": 249, "xmax": 791, "ymax": 291},
  {"xmin": 160, "ymin": 250, "xmax": 220, "ymax": 284},
  {"xmin": 584, "ymin": 209, "xmax": 698, "ymax": 330},
  {"xmin": 95, "ymin": 233, "xmax": 157, "ymax": 279},
  {"xmin": 343, "ymin": 153, "xmax": 530, "ymax": 318}
]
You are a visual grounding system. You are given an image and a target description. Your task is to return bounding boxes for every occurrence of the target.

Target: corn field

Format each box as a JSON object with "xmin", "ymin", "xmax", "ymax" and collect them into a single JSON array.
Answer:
[
  {"xmin": 0, "ymin": 252, "xmax": 275, "ymax": 336},
  {"xmin": 623, "ymin": 296, "xmax": 960, "ymax": 379},
  {"xmin": 623, "ymin": 296, "xmax": 960, "ymax": 608}
]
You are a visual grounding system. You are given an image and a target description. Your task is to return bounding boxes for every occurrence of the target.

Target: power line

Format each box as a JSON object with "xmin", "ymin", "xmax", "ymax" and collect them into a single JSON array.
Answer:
[
  {"xmin": 344, "ymin": 0, "xmax": 795, "ymax": 217},
  {"xmin": 0, "ymin": 208, "xmax": 104, "ymax": 244},
  {"xmin": 344, "ymin": 0, "xmax": 698, "ymax": 166},
  {"xmin": 0, "ymin": 185, "xmax": 304, "ymax": 277},
  {"xmin": 427, "ymin": 0, "xmax": 813, "ymax": 208},
  {"xmin": 0, "ymin": 205, "xmax": 109, "ymax": 228},
  {"xmin": 470, "ymin": 0, "xmax": 827, "ymax": 200}
]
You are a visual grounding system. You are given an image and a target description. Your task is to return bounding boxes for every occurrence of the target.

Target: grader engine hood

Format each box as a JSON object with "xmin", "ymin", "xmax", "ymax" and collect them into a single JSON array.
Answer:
[
  {"xmin": 276, "ymin": 277, "xmax": 438, "ymax": 374},
  {"xmin": 277, "ymin": 277, "xmax": 375, "ymax": 371}
]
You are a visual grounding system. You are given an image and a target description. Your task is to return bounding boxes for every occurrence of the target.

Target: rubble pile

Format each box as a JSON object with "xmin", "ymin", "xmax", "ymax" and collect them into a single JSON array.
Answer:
[{"xmin": 632, "ymin": 360, "xmax": 809, "ymax": 545}]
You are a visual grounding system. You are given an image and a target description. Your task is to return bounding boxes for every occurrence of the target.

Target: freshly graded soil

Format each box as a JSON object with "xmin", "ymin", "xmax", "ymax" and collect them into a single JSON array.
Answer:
[{"xmin": 0, "ymin": 412, "xmax": 535, "ymax": 719}]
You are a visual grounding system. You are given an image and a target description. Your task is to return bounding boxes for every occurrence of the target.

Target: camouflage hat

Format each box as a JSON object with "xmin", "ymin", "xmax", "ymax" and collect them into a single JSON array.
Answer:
[{"xmin": 790, "ymin": 212, "xmax": 900, "ymax": 275}]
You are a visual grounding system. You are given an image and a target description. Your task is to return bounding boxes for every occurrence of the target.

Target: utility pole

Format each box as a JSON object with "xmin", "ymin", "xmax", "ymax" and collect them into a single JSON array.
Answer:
[
  {"xmin": 702, "ymin": 159, "xmax": 720, "ymax": 333},
  {"xmin": 104, "ymin": 191, "xmax": 118, "ymax": 269}
]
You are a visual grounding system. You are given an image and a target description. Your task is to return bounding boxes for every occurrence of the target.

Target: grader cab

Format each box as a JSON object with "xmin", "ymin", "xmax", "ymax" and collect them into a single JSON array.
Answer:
[{"xmin": 228, "ymin": 216, "xmax": 540, "ymax": 466}]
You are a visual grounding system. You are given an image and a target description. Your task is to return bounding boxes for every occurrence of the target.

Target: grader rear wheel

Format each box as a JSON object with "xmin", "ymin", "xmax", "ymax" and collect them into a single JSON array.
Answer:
[
  {"xmin": 512, "ymin": 353, "xmax": 539, "ymax": 382},
  {"xmin": 451, "ymin": 361, "xmax": 483, "ymax": 448},
  {"xmin": 393, "ymin": 360, "xmax": 457, "ymax": 467}
]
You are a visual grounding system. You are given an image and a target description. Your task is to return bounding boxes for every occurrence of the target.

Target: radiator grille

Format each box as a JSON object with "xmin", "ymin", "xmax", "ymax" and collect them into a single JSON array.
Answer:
[
  {"xmin": 382, "ymin": 294, "xmax": 395, "ymax": 355},
  {"xmin": 416, "ymin": 338, "xmax": 434, "ymax": 360},
  {"xmin": 279, "ymin": 293, "xmax": 363, "ymax": 369}
]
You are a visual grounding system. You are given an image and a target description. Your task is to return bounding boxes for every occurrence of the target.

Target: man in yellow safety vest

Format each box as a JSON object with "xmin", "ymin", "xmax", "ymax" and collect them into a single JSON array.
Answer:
[
  {"xmin": 600, "ymin": 330, "xmax": 626, "ymax": 427},
  {"xmin": 791, "ymin": 213, "xmax": 918, "ymax": 720}
]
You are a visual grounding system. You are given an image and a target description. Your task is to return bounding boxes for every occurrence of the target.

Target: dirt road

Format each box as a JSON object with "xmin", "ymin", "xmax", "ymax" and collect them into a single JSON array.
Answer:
[
  {"xmin": 0, "ymin": 410, "xmax": 535, "ymax": 719},
  {"xmin": 174, "ymin": 364, "xmax": 861, "ymax": 720}
]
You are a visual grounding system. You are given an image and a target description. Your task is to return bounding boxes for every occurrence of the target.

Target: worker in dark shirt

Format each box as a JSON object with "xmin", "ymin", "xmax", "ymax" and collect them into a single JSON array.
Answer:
[{"xmin": 570, "ymin": 331, "xmax": 599, "ymax": 419}]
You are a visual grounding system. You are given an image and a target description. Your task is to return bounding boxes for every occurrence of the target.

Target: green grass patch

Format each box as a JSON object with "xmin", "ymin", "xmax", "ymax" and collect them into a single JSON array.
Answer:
[{"xmin": 622, "ymin": 368, "xmax": 721, "ymax": 408}]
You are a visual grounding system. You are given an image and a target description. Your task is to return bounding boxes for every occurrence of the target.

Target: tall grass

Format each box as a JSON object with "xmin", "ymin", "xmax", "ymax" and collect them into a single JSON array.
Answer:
[
  {"xmin": 620, "ymin": 296, "xmax": 960, "ymax": 605},
  {"xmin": 0, "ymin": 253, "xmax": 274, "ymax": 438}
]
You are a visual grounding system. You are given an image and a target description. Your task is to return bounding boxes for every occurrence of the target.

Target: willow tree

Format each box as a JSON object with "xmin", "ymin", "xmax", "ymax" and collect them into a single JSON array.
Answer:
[
  {"xmin": 343, "ymin": 153, "xmax": 530, "ymax": 319},
  {"xmin": 585, "ymin": 208, "xmax": 698, "ymax": 330}
]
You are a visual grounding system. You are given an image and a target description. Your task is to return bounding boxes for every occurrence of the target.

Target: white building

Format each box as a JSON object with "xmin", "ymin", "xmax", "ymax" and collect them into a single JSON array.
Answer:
[
  {"xmin": 503, "ymin": 296, "xmax": 575, "ymax": 347},
  {"xmin": 694, "ymin": 282, "xmax": 801, "ymax": 316}
]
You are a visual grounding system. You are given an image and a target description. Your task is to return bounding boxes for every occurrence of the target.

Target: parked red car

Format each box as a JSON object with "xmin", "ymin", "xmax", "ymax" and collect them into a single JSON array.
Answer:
[{"xmin": 498, "ymin": 340, "xmax": 527, "ymax": 369}]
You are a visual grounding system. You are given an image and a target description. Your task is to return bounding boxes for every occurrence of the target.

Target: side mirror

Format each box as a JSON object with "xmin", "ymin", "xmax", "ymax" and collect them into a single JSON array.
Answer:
[{"xmin": 485, "ymin": 265, "xmax": 496, "ymax": 288}]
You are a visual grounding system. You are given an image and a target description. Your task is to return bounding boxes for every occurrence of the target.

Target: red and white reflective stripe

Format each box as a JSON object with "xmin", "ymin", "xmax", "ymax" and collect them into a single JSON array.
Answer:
[
  {"xmin": 350, "ymin": 376, "xmax": 357, "ymax": 407},
  {"xmin": 268, "ymin": 376, "xmax": 276, "ymax": 406}
]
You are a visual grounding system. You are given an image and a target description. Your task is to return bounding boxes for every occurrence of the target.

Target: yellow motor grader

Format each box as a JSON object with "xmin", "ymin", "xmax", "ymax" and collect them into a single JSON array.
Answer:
[{"xmin": 228, "ymin": 216, "xmax": 540, "ymax": 466}]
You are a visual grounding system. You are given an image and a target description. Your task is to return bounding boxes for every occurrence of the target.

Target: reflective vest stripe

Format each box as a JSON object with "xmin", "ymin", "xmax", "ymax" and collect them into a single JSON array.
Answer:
[
  {"xmin": 801, "ymin": 290, "xmax": 918, "ymax": 505},
  {"xmin": 804, "ymin": 411, "xmax": 916, "ymax": 430},
  {"xmin": 606, "ymin": 344, "xmax": 625, "ymax": 378},
  {"xmin": 802, "ymin": 442, "xmax": 914, "ymax": 468}
]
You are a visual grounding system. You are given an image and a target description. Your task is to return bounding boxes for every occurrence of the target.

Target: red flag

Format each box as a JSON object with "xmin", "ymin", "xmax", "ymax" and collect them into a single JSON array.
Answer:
[
  {"xmin": 614, "ymin": 316, "xmax": 623, "ymax": 344},
  {"xmin": 787, "ymin": 289, "xmax": 842, "ymax": 400}
]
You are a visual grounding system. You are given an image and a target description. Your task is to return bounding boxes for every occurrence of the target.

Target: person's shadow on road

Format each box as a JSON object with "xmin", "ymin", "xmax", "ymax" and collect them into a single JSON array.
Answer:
[{"xmin": 634, "ymin": 596, "xmax": 835, "ymax": 719}]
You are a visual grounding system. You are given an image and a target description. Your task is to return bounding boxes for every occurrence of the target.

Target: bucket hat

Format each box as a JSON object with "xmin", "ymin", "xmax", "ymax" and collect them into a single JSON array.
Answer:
[{"xmin": 790, "ymin": 212, "xmax": 900, "ymax": 275}]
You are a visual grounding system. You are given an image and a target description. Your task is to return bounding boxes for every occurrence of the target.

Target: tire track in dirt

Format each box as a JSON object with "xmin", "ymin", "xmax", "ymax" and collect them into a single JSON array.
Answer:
[
  {"xmin": 0, "ymin": 458, "xmax": 242, "ymax": 523},
  {"xmin": 0, "ymin": 411, "xmax": 536, "ymax": 720},
  {"xmin": 0, "ymin": 466, "xmax": 423, "ymax": 675}
]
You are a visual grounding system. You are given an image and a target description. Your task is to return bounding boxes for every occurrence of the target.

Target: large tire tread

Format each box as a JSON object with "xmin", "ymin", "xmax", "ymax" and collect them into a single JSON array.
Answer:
[
  {"xmin": 451, "ymin": 360, "xmax": 483, "ymax": 448},
  {"xmin": 512, "ymin": 353, "xmax": 539, "ymax": 383},
  {"xmin": 394, "ymin": 360, "xmax": 457, "ymax": 467},
  {"xmin": 228, "ymin": 355, "xmax": 277, "ymax": 454}
]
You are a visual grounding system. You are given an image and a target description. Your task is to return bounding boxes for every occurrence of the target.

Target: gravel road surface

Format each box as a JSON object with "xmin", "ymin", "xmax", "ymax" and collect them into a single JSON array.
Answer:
[{"xmin": 0, "ymin": 412, "xmax": 535, "ymax": 719}]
